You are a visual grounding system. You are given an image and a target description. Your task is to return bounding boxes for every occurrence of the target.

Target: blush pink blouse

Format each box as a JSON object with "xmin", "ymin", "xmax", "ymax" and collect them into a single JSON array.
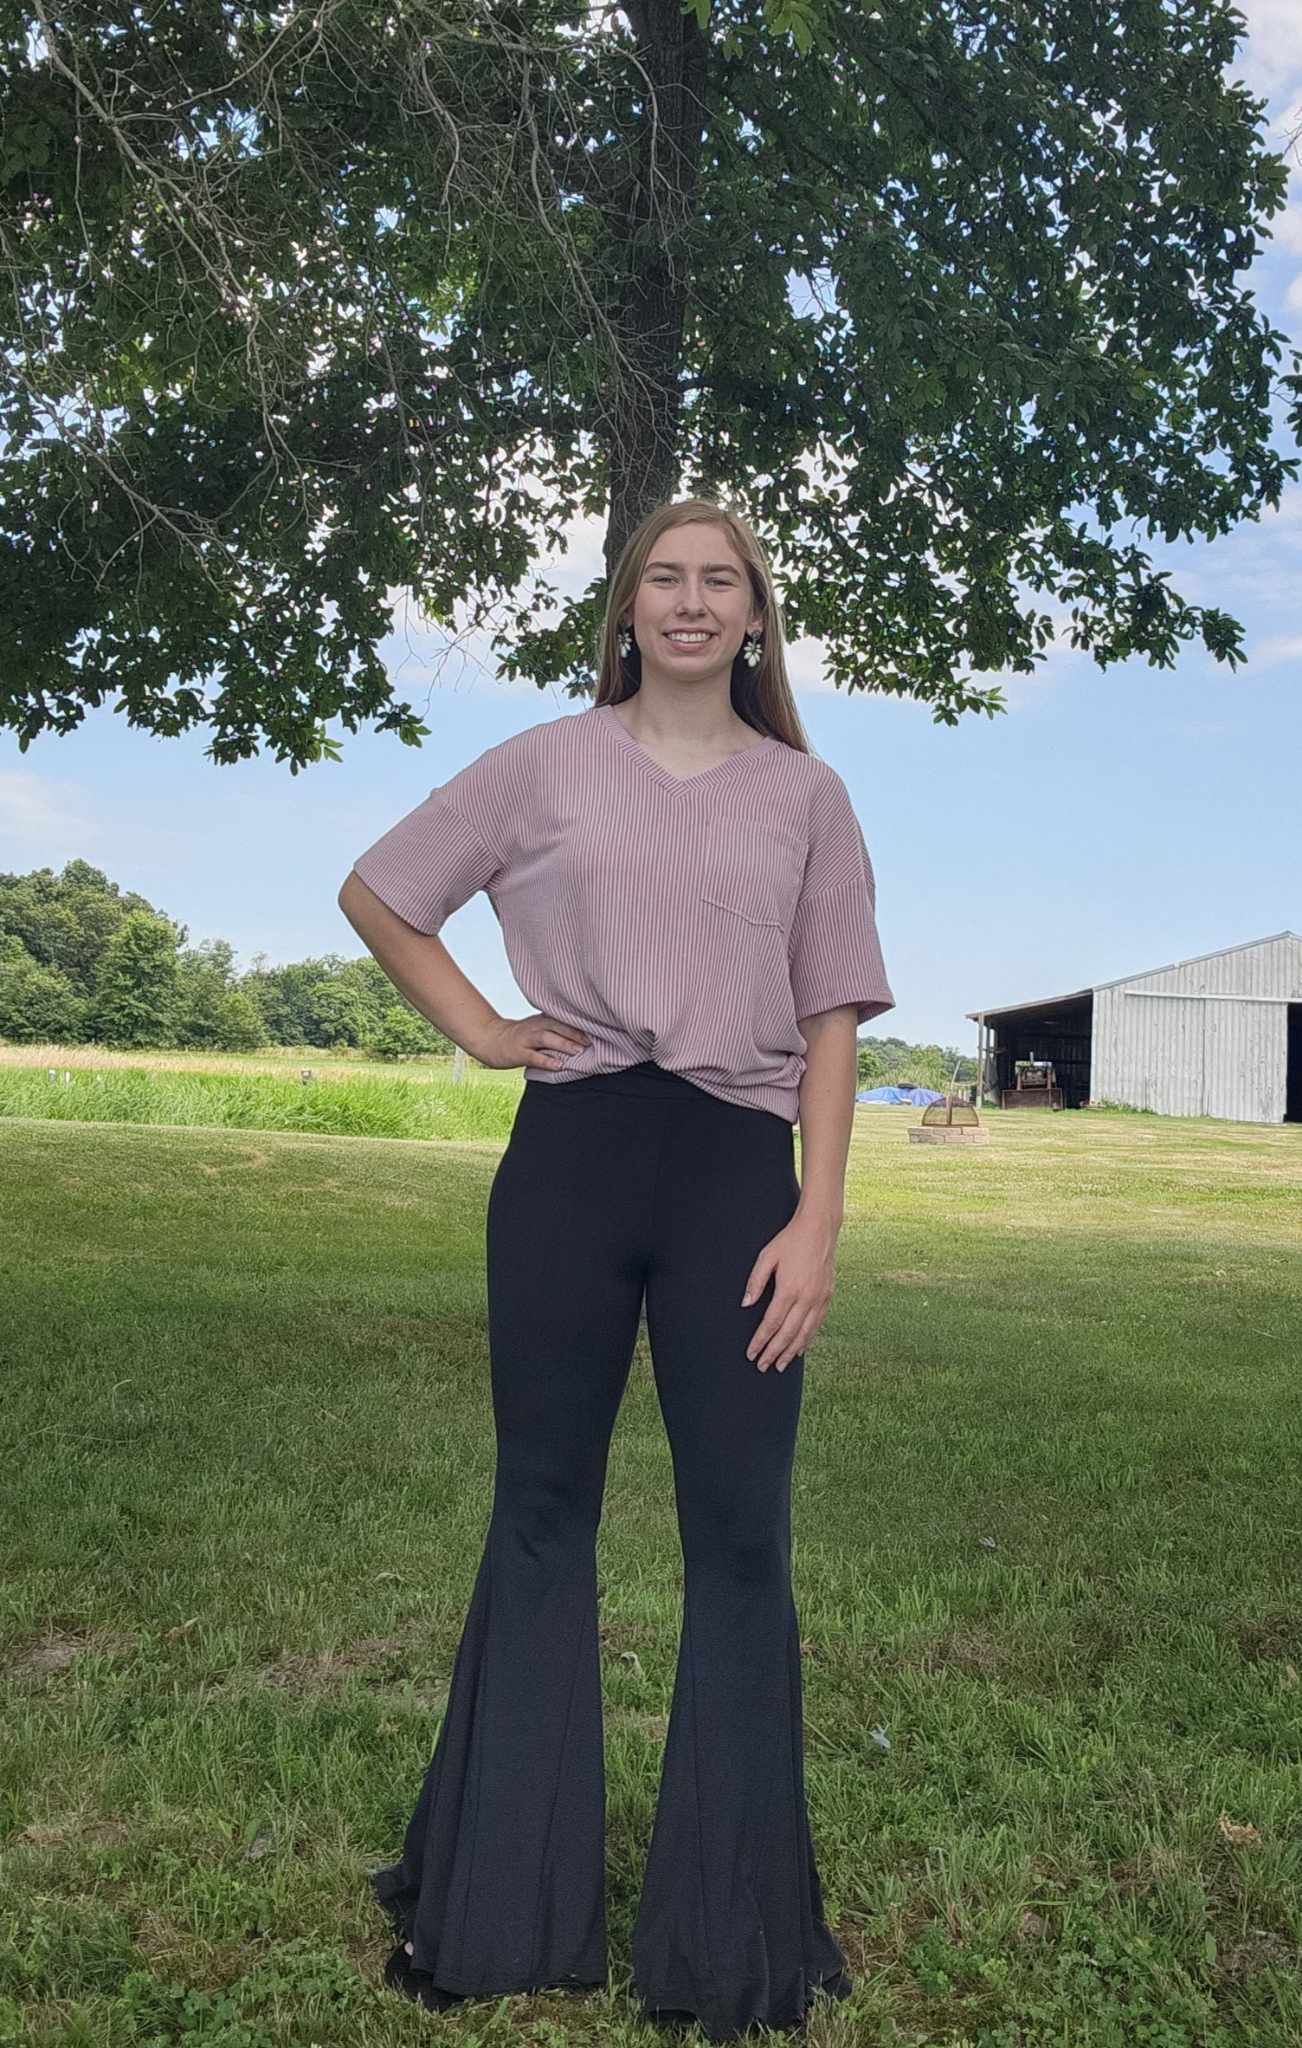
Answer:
[{"xmin": 350, "ymin": 700, "xmax": 894, "ymax": 1124}]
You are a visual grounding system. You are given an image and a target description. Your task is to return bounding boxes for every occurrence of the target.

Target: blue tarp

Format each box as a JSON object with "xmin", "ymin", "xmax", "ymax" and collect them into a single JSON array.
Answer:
[{"xmin": 856, "ymin": 1085, "xmax": 947, "ymax": 1106}]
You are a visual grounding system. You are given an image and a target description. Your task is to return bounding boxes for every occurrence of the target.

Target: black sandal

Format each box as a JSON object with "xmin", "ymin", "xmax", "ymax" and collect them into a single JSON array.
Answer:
[
  {"xmin": 381, "ymin": 1932, "xmax": 605, "ymax": 2011},
  {"xmin": 382, "ymin": 1942, "xmax": 467, "ymax": 2013}
]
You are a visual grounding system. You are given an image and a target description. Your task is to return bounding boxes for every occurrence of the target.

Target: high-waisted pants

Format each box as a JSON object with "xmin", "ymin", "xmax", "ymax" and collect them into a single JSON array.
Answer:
[{"xmin": 369, "ymin": 1060, "xmax": 853, "ymax": 2042}]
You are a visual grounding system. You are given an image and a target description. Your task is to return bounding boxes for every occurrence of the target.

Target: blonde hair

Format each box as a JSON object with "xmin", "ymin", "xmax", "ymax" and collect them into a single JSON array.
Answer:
[{"xmin": 593, "ymin": 498, "xmax": 812, "ymax": 753}]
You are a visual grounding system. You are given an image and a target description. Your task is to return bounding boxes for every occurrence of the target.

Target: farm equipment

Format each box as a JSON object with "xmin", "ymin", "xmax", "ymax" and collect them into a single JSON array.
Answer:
[{"xmin": 1000, "ymin": 1058, "xmax": 1064, "ymax": 1110}]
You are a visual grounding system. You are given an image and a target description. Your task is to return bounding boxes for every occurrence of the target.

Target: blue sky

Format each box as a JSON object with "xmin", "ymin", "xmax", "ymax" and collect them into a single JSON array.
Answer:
[{"xmin": 3, "ymin": 7, "xmax": 1300, "ymax": 1059}]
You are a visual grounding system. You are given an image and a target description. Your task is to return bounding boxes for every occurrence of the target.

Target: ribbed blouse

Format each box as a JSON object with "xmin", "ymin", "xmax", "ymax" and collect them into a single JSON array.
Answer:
[{"xmin": 350, "ymin": 700, "xmax": 894, "ymax": 1124}]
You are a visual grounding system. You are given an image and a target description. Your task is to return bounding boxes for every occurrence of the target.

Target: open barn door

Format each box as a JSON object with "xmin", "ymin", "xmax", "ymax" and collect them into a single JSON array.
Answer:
[{"xmin": 1287, "ymin": 1005, "xmax": 1302, "ymax": 1124}]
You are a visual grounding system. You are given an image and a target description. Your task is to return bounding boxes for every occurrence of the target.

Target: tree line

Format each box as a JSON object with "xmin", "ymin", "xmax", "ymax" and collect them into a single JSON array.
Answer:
[
  {"xmin": 0, "ymin": 859, "xmax": 970, "ymax": 1086},
  {"xmin": 0, "ymin": 860, "xmax": 441, "ymax": 1061}
]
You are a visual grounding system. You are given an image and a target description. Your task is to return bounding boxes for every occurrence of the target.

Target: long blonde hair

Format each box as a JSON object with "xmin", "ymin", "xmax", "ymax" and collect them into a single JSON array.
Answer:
[{"xmin": 594, "ymin": 499, "xmax": 812, "ymax": 753}]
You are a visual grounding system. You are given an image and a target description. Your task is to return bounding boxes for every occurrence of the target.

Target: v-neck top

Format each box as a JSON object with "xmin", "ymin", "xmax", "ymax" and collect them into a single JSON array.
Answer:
[
  {"xmin": 350, "ymin": 700, "xmax": 894, "ymax": 1124},
  {"xmin": 601, "ymin": 702, "xmax": 783, "ymax": 788}
]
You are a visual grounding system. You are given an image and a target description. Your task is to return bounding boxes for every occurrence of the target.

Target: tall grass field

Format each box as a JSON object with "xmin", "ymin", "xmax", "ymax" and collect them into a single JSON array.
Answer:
[{"xmin": 2, "ymin": 1048, "xmax": 1300, "ymax": 2047}]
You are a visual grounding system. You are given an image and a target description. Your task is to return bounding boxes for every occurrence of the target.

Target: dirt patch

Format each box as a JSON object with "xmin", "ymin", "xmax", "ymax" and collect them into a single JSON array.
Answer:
[
  {"xmin": 133, "ymin": 1907, "xmax": 191, "ymax": 1963},
  {"xmin": 7, "ymin": 1629, "xmax": 139, "ymax": 1680},
  {"xmin": 197, "ymin": 1147, "xmax": 272, "ymax": 1176},
  {"xmin": 252, "ymin": 1632, "xmax": 446, "ymax": 1707},
  {"xmin": 18, "ymin": 1811, "xmax": 132, "ymax": 1849},
  {"xmin": 1229, "ymin": 1613, "xmax": 1301, "ymax": 1665},
  {"xmin": 1109, "ymin": 1843, "xmax": 1182, "ymax": 1897},
  {"xmin": 1217, "ymin": 1927, "xmax": 1298, "ymax": 1983},
  {"xmin": 912, "ymin": 1626, "xmax": 1006, "ymax": 1679}
]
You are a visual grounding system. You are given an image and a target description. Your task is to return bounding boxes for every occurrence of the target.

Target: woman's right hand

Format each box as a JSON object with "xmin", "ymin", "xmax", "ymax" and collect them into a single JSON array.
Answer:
[{"xmin": 477, "ymin": 1014, "xmax": 593, "ymax": 1071}]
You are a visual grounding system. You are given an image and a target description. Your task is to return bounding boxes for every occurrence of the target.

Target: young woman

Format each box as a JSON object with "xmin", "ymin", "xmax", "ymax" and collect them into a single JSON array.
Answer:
[{"xmin": 340, "ymin": 496, "xmax": 894, "ymax": 2042}]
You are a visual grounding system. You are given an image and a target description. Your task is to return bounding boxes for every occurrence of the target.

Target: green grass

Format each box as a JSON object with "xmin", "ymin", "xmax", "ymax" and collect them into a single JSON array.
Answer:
[
  {"xmin": 0, "ymin": 1046, "xmax": 514, "ymax": 1143},
  {"xmin": 2, "ymin": 1078, "xmax": 1301, "ymax": 2048}
]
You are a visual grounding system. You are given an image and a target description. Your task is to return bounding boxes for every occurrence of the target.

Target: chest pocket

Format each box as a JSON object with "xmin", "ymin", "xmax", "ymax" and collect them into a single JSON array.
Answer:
[{"xmin": 700, "ymin": 815, "xmax": 806, "ymax": 931}]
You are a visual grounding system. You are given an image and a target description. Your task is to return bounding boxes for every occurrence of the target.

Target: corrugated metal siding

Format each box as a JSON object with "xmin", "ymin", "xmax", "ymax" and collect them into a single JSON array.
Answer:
[{"xmin": 1092, "ymin": 935, "xmax": 1302, "ymax": 1122}]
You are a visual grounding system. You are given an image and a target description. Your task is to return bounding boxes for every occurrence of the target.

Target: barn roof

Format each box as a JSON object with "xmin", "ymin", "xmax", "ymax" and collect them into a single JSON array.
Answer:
[
  {"xmin": 964, "ymin": 985, "xmax": 1091, "ymax": 1022},
  {"xmin": 965, "ymin": 930, "xmax": 1301, "ymax": 1023}
]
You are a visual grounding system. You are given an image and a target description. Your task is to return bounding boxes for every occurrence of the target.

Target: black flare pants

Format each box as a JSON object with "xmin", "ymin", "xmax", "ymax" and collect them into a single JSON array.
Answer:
[{"xmin": 369, "ymin": 1059, "xmax": 853, "ymax": 2041}]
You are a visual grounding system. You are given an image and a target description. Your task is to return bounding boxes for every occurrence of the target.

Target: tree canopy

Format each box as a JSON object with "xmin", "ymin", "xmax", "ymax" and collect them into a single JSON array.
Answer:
[
  {"xmin": 0, "ymin": 857, "xmax": 444, "ymax": 1051},
  {"xmin": 2, "ymin": 0, "xmax": 1298, "ymax": 768}
]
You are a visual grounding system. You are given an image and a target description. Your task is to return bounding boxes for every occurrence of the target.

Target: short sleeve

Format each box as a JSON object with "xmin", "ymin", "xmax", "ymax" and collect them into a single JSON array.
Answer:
[
  {"xmin": 788, "ymin": 766, "xmax": 895, "ymax": 1027},
  {"xmin": 349, "ymin": 737, "xmax": 521, "ymax": 935}
]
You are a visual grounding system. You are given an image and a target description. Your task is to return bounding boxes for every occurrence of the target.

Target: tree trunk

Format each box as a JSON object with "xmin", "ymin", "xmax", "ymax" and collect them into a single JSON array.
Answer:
[{"xmin": 603, "ymin": 0, "xmax": 710, "ymax": 578}]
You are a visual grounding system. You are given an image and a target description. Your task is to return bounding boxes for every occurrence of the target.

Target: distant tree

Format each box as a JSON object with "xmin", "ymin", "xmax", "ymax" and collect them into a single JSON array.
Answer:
[
  {"xmin": 2, "ymin": 1, "xmax": 1298, "ymax": 767},
  {"xmin": 857, "ymin": 1033, "xmax": 975, "ymax": 1092},
  {"xmin": 0, "ymin": 860, "xmax": 451, "ymax": 1051},
  {"xmin": 211, "ymin": 985, "xmax": 269, "ymax": 1052},
  {"xmin": 941, "ymin": 1045, "xmax": 975, "ymax": 1084},
  {"xmin": 249, "ymin": 954, "xmax": 435, "ymax": 1049},
  {"xmin": 0, "ymin": 860, "xmax": 156, "ymax": 993},
  {"xmin": 320, "ymin": 958, "xmax": 396, "ymax": 1045},
  {"xmin": 856, "ymin": 1038, "xmax": 889, "ymax": 1087},
  {"xmin": 86, "ymin": 910, "xmax": 182, "ymax": 1047},
  {"xmin": 174, "ymin": 937, "xmax": 271, "ymax": 1049},
  {"xmin": 242, "ymin": 956, "xmax": 328, "ymax": 1045},
  {"xmin": 240, "ymin": 952, "xmax": 410, "ymax": 1047},
  {"xmin": 310, "ymin": 975, "xmax": 373, "ymax": 1052},
  {"xmin": 366, "ymin": 1005, "xmax": 438, "ymax": 1062},
  {"xmin": 0, "ymin": 931, "xmax": 86, "ymax": 1041},
  {"xmin": 348, "ymin": 954, "xmax": 424, "ymax": 1022}
]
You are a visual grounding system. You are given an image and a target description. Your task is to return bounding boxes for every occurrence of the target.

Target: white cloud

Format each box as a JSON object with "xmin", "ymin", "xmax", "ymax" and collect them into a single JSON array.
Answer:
[
  {"xmin": 1269, "ymin": 202, "xmax": 1302, "ymax": 255},
  {"xmin": 1245, "ymin": 628, "xmax": 1302, "ymax": 667},
  {"xmin": 0, "ymin": 771, "xmax": 101, "ymax": 860},
  {"xmin": 1253, "ymin": 482, "xmax": 1302, "ymax": 535},
  {"xmin": 1232, "ymin": 4, "xmax": 1302, "ymax": 98},
  {"xmin": 781, "ymin": 634, "xmax": 837, "ymax": 692}
]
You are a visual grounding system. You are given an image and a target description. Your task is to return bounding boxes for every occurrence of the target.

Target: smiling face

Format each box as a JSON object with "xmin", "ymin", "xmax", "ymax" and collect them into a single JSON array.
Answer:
[{"xmin": 623, "ymin": 520, "xmax": 763, "ymax": 689}]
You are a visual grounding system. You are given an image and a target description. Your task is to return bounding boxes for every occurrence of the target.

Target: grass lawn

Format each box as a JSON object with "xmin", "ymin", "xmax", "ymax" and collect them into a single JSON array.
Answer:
[{"xmin": 2, "ymin": 1081, "xmax": 1300, "ymax": 2047}]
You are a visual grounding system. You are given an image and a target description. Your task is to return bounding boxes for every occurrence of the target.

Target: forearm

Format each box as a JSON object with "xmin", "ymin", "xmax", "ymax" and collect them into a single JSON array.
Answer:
[
  {"xmin": 337, "ymin": 870, "xmax": 502, "ymax": 1061},
  {"xmin": 794, "ymin": 1006, "xmax": 860, "ymax": 1226}
]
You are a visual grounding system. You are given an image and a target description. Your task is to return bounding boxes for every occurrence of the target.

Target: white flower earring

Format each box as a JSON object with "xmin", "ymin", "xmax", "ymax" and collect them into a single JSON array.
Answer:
[
  {"xmin": 742, "ymin": 629, "xmax": 764, "ymax": 669},
  {"xmin": 617, "ymin": 624, "xmax": 634, "ymax": 659}
]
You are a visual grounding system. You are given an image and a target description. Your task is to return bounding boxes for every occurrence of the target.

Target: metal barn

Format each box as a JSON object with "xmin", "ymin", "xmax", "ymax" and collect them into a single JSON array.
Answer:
[{"xmin": 967, "ymin": 931, "xmax": 1302, "ymax": 1125}]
